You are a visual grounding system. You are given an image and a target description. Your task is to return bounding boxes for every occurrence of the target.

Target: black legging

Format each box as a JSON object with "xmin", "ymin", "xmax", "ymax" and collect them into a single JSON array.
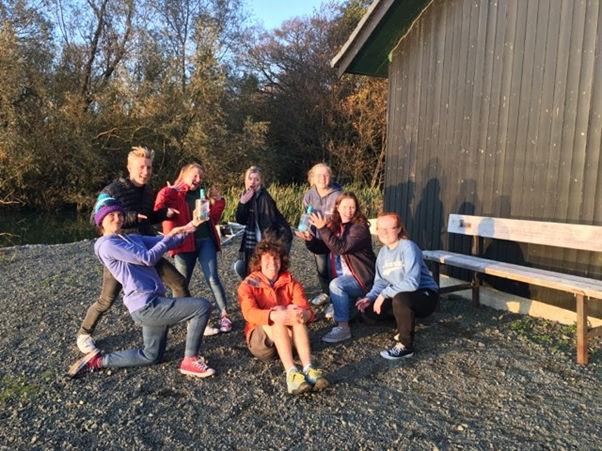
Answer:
[{"xmin": 381, "ymin": 289, "xmax": 439, "ymax": 348}]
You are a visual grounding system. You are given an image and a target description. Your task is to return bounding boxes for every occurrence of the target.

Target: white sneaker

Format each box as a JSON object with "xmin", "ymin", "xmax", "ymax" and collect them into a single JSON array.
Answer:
[
  {"xmin": 76, "ymin": 334, "xmax": 98, "ymax": 354},
  {"xmin": 324, "ymin": 304, "xmax": 334, "ymax": 320},
  {"xmin": 322, "ymin": 326, "xmax": 351, "ymax": 343},
  {"xmin": 203, "ymin": 323, "xmax": 220, "ymax": 336},
  {"xmin": 310, "ymin": 293, "xmax": 329, "ymax": 307}
]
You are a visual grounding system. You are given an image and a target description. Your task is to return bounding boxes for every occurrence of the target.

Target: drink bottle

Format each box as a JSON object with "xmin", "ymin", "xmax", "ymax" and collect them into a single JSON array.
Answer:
[
  {"xmin": 196, "ymin": 189, "xmax": 210, "ymax": 221},
  {"xmin": 297, "ymin": 205, "xmax": 313, "ymax": 232}
]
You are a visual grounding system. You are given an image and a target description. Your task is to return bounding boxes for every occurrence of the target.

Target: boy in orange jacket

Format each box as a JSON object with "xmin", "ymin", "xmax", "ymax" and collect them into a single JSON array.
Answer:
[{"xmin": 238, "ymin": 239, "xmax": 329, "ymax": 395}]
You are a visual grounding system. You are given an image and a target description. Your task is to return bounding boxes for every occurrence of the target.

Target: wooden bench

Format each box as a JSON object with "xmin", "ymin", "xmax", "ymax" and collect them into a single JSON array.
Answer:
[{"xmin": 422, "ymin": 214, "xmax": 602, "ymax": 365}]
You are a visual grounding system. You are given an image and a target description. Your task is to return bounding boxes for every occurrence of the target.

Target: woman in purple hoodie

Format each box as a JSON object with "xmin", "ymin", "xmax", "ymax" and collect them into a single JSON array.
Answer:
[{"xmin": 68, "ymin": 196, "xmax": 216, "ymax": 379}]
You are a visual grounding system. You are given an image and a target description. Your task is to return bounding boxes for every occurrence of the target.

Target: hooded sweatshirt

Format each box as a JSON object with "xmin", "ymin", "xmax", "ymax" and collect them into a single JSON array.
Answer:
[
  {"xmin": 365, "ymin": 239, "xmax": 439, "ymax": 301},
  {"xmin": 94, "ymin": 233, "xmax": 184, "ymax": 313}
]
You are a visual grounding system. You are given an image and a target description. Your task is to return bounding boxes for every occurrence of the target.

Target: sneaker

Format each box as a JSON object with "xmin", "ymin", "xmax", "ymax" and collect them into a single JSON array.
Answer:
[
  {"xmin": 203, "ymin": 323, "xmax": 220, "ymax": 336},
  {"xmin": 393, "ymin": 333, "xmax": 400, "ymax": 342},
  {"xmin": 219, "ymin": 315, "xmax": 233, "ymax": 333},
  {"xmin": 324, "ymin": 304, "xmax": 334, "ymax": 320},
  {"xmin": 380, "ymin": 343, "xmax": 414, "ymax": 360},
  {"xmin": 310, "ymin": 293, "xmax": 329, "ymax": 307},
  {"xmin": 286, "ymin": 368, "xmax": 311, "ymax": 395},
  {"xmin": 322, "ymin": 326, "xmax": 351, "ymax": 343},
  {"xmin": 68, "ymin": 350, "xmax": 102, "ymax": 378},
  {"xmin": 76, "ymin": 334, "xmax": 98, "ymax": 354},
  {"xmin": 304, "ymin": 366, "xmax": 330, "ymax": 391},
  {"xmin": 179, "ymin": 356, "xmax": 216, "ymax": 378}
]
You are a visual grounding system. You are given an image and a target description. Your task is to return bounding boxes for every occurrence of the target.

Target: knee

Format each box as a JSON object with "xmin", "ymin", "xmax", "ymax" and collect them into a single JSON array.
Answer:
[
  {"xmin": 96, "ymin": 296, "xmax": 115, "ymax": 312},
  {"xmin": 392, "ymin": 293, "xmax": 412, "ymax": 309},
  {"xmin": 141, "ymin": 348, "xmax": 163, "ymax": 365},
  {"xmin": 329, "ymin": 278, "xmax": 344, "ymax": 295},
  {"xmin": 207, "ymin": 275, "xmax": 221, "ymax": 286},
  {"xmin": 197, "ymin": 298, "xmax": 213, "ymax": 315}
]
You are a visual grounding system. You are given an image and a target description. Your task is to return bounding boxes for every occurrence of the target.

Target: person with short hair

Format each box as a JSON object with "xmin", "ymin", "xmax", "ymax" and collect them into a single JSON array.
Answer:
[
  {"xmin": 356, "ymin": 212, "xmax": 439, "ymax": 360},
  {"xmin": 234, "ymin": 166, "xmax": 292, "ymax": 278},
  {"xmin": 308, "ymin": 192, "xmax": 376, "ymax": 344},
  {"xmin": 238, "ymin": 239, "xmax": 329, "ymax": 395},
  {"xmin": 154, "ymin": 163, "xmax": 232, "ymax": 335},
  {"xmin": 75, "ymin": 146, "xmax": 188, "ymax": 354},
  {"xmin": 296, "ymin": 163, "xmax": 342, "ymax": 308},
  {"xmin": 68, "ymin": 197, "xmax": 216, "ymax": 379}
]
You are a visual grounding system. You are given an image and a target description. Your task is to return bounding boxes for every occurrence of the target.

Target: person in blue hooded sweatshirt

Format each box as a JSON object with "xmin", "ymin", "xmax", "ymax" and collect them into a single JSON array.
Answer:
[{"xmin": 356, "ymin": 212, "xmax": 439, "ymax": 360}]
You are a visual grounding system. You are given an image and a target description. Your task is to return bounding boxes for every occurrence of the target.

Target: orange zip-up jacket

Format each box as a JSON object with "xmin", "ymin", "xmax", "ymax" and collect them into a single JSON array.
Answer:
[{"xmin": 238, "ymin": 270, "xmax": 315, "ymax": 342}]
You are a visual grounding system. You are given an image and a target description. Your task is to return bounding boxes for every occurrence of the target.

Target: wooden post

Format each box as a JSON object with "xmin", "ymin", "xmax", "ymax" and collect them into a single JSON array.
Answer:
[
  {"xmin": 471, "ymin": 235, "xmax": 480, "ymax": 307},
  {"xmin": 431, "ymin": 262, "xmax": 440, "ymax": 287},
  {"xmin": 576, "ymin": 294, "xmax": 587, "ymax": 365}
]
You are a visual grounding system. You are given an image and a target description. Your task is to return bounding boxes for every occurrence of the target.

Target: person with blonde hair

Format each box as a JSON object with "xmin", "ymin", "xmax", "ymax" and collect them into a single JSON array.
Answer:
[
  {"xmin": 234, "ymin": 166, "xmax": 292, "ymax": 278},
  {"xmin": 154, "ymin": 162, "xmax": 232, "ymax": 334},
  {"xmin": 356, "ymin": 212, "xmax": 439, "ymax": 360},
  {"xmin": 238, "ymin": 239, "xmax": 329, "ymax": 395},
  {"xmin": 295, "ymin": 163, "xmax": 342, "ymax": 310},
  {"xmin": 75, "ymin": 146, "xmax": 187, "ymax": 354}
]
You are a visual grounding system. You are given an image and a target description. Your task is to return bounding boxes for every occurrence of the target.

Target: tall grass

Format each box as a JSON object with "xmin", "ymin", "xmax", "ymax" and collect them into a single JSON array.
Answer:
[{"xmin": 221, "ymin": 184, "xmax": 383, "ymax": 226}]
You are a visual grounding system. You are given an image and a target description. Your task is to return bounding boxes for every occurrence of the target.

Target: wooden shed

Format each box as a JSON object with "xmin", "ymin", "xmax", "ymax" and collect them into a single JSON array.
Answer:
[{"xmin": 332, "ymin": 0, "xmax": 602, "ymax": 317}]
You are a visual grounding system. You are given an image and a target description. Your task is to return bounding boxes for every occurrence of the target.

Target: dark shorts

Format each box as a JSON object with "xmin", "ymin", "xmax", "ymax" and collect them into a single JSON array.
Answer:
[{"xmin": 248, "ymin": 326, "xmax": 277, "ymax": 361}]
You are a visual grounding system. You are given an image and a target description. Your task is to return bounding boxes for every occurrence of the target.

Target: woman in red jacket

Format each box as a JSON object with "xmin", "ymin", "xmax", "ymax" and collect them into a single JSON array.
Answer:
[
  {"xmin": 154, "ymin": 163, "xmax": 232, "ymax": 334},
  {"xmin": 238, "ymin": 239, "xmax": 329, "ymax": 395}
]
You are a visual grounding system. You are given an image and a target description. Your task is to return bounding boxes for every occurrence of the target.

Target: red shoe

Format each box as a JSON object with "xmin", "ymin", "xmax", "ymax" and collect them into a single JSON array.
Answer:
[
  {"xmin": 179, "ymin": 356, "xmax": 216, "ymax": 378},
  {"xmin": 68, "ymin": 350, "xmax": 102, "ymax": 378}
]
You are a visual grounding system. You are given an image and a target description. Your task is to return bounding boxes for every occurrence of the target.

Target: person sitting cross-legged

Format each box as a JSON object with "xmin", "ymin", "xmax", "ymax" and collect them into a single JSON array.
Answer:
[{"xmin": 238, "ymin": 239, "xmax": 329, "ymax": 395}]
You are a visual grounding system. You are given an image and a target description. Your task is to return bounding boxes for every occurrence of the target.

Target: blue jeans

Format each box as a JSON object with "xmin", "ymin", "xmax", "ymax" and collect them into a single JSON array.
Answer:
[
  {"xmin": 102, "ymin": 296, "xmax": 212, "ymax": 368},
  {"xmin": 329, "ymin": 275, "xmax": 364, "ymax": 322},
  {"xmin": 174, "ymin": 238, "xmax": 228, "ymax": 312}
]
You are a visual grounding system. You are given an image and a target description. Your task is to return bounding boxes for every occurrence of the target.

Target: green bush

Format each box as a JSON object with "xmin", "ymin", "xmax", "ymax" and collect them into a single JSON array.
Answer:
[{"xmin": 221, "ymin": 183, "xmax": 383, "ymax": 226}]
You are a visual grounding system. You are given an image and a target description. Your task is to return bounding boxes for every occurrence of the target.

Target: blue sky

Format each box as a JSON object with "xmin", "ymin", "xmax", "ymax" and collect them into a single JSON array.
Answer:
[{"xmin": 247, "ymin": 0, "xmax": 336, "ymax": 29}]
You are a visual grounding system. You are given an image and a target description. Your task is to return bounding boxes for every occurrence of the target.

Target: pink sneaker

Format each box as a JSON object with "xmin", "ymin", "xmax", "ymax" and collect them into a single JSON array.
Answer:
[
  {"xmin": 68, "ymin": 350, "xmax": 102, "ymax": 378},
  {"xmin": 179, "ymin": 356, "xmax": 216, "ymax": 378},
  {"xmin": 219, "ymin": 315, "xmax": 233, "ymax": 333}
]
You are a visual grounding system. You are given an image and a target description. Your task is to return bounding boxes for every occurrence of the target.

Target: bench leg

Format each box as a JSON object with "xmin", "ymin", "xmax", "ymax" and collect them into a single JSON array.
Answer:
[
  {"xmin": 576, "ymin": 294, "xmax": 587, "ymax": 365},
  {"xmin": 471, "ymin": 272, "xmax": 480, "ymax": 307},
  {"xmin": 432, "ymin": 263, "xmax": 440, "ymax": 287}
]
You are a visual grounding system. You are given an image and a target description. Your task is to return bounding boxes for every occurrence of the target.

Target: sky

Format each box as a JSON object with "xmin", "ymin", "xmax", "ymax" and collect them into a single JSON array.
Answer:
[{"xmin": 247, "ymin": 0, "xmax": 336, "ymax": 30}]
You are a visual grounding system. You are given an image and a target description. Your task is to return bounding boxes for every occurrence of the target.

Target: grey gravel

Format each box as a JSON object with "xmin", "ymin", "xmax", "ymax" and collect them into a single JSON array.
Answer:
[{"xmin": 0, "ymin": 237, "xmax": 600, "ymax": 449}]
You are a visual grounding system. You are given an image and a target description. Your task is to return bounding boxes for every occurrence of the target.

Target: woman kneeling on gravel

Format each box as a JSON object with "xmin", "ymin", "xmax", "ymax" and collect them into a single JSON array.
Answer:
[
  {"xmin": 238, "ymin": 239, "xmax": 329, "ymax": 395},
  {"xmin": 303, "ymin": 192, "xmax": 376, "ymax": 344},
  {"xmin": 356, "ymin": 213, "xmax": 439, "ymax": 360},
  {"xmin": 68, "ymin": 196, "xmax": 216, "ymax": 379}
]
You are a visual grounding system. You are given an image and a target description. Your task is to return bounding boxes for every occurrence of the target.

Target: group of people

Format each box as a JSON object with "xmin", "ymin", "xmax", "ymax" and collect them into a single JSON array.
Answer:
[{"xmin": 68, "ymin": 148, "xmax": 440, "ymax": 395}]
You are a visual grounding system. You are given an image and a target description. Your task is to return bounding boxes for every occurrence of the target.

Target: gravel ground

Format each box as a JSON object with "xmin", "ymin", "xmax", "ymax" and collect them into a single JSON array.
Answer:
[{"xmin": 0, "ymin": 237, "xmax": 600, "ymax": 449}]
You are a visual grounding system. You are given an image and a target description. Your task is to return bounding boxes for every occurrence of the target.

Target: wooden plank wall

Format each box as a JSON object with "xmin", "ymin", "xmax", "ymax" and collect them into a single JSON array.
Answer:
[{"xmin": 384, "ymin": 0, "xmax": 602, "ymax": 312}]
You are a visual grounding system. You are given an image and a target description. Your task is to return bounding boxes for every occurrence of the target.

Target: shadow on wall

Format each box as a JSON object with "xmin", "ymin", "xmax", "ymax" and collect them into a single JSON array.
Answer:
[
  {"xmin": 481, "ymin": 196, "xmax": 531, "ymax": 299},
  {"xmin": 396, "ymin": 180, "xmax": 416, "ymax": 237},
  {"xmin": 448, "ymin": 178, "xmax": 478, "ymax": 281},
  {"xmin": 414, "ymin": 159, "xmax": 444, "ymax": 251}
]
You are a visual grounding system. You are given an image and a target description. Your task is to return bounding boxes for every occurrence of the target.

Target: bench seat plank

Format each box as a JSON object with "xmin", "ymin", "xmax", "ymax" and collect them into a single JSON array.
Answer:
[{"xmin": 423, "ymin": 250, "xmax": 602, "ymax": 299}]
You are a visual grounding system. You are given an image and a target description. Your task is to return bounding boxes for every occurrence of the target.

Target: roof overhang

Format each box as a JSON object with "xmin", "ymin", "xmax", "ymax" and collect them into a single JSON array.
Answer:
[{"xmin": 331, "ymin": 0, "xmax": 432, "ymax": 78}]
